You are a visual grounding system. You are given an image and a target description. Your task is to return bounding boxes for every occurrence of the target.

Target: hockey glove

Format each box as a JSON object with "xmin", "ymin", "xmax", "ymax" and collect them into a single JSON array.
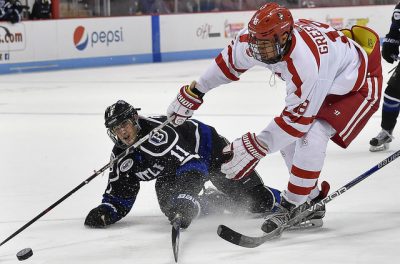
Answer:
[
  {"xmin": 167, "ymin": 81, "xmax": 204, "ymax": 126},
  {"xmin": 382, "ymin": 37, "xmax": 400, "ymax": 64},
  {"xmin": 84, "ymin": 204, "xmax": 117, "ymax": 228},
  {"xmin": 221, "ymin": 132, "xmax": 268, "ymax": 180}
]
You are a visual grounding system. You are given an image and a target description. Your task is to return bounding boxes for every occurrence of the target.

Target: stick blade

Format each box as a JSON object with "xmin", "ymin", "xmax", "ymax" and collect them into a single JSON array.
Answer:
[
  {"xmin": 171, "ymin": 219, "xmax": 181, "ymax": 262},
  {"xmin": 217, "ymin": 225, "xmax": 279, "ymax": 248}
]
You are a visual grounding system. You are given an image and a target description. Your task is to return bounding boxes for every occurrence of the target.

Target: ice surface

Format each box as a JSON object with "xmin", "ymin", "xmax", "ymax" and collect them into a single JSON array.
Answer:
[{"xmin": 0, "ymin": 59, "xmax": 399, "ymax": 263}]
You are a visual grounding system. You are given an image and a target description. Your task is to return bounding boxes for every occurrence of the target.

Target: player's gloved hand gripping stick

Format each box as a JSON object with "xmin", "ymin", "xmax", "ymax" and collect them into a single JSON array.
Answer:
[{"xmin": 167, "ymin": 81, "xmax": 204, "ymax": 126}]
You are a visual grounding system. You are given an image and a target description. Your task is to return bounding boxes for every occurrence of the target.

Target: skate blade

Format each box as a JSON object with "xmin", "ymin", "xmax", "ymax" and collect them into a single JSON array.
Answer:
[
  {"xmin": 289, "ymin": 219, "xmax": 323, "ymax": 230},
  {"xmin": 369, "ymin": 143, "xmax": 389, "ymax": 152}
]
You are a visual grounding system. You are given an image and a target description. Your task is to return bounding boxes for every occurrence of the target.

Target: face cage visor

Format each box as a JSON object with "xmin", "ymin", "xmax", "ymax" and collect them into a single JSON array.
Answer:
[
  {"xmin": 106, "ymin": 117, "xmax": 141, "ymax": 149},
  {"xmin": 248, "ymin": 33, "xmax": 287, "ymax": 64}
]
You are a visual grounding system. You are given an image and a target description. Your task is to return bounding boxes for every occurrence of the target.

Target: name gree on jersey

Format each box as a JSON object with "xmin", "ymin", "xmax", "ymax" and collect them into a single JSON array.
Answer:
[{"xmin": 301, "ymin": 25, "xmax": 329, "ymax": 54}]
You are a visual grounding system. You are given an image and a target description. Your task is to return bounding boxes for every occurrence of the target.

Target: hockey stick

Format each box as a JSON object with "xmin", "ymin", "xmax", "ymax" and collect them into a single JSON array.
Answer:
[
  {"xmin": 217, "ymin": 149, "xmax": 400, "ymax": 248},
  {"xmin": 171, "ymin": 215, "xmax": 182, "ymax": 263},
  {"xmin": 388, "ymin": 56, "xmax": 400, "ymax": 74},
  {"xmin": 0, "ymin": 119, "xmax": 171, "ymax": 248}
]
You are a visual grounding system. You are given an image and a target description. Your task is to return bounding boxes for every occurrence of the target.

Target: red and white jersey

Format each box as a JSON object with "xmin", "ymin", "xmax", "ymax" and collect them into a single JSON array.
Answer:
[{"xmin": 196, "ymin": 19, "xmax": 371, "ymax": 153}]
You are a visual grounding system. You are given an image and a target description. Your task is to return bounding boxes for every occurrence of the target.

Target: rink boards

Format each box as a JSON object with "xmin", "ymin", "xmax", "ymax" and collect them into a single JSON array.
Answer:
[{"xmin": 0, "ymin": 5, "xmax": 394, "ymax": 74}]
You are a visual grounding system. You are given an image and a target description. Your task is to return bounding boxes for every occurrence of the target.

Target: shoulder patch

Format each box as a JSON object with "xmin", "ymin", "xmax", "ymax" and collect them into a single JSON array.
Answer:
[{"xmin": 120, "ymin": 158, "xmax": 134, "ymax": 172}]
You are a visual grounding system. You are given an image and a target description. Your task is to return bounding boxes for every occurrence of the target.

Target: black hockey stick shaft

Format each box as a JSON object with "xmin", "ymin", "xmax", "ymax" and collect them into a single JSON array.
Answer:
[{"xmin": 0, "ymin": 119, "xmax": 170, "ymax": 248}]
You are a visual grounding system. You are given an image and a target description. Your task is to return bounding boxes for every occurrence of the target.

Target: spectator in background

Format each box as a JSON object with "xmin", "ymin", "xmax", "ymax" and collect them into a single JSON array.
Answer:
[
  {"xmin": 200, "ymin": 0, "xmax": 219, "ymax": 11},
  {"xmin": 30, "ymin": 0, "xmax": 52, "ymax": 19},
  {"xmin": 241, "ymin": 0, "xmax": 267, "ymax": 10},
  {"xmin": 218, "ymin": 0, "xmax": 239, "ymax": 11},
  {"xmin": 138, "ymin": 0, "xmax": 170, "ymax": 14},
  {"xmin": 178, "ymin": 0, "xmax": 199, "ymax": 13},
  {"xmin": 0, "ymin": 0, "xmax": 24, "ymax": 23},
  {"xmin": 163, "ymin": 0, "xmax": 199, "ymax": 13}
]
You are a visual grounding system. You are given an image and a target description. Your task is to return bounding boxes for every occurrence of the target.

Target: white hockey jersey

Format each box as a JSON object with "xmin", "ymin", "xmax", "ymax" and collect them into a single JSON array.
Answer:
[{"xmin": 196, "ymin": 19, "xmax": 369, "ymax": 153}]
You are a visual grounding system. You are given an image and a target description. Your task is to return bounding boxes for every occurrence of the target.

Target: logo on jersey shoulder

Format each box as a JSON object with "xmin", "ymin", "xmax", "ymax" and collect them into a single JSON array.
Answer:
[
  {"xmin": 149, "ymin": 129, "xmax": 168, "ymax": 146},
  {"xmin": 394, "ymin": 12, "xmax": 400, "ymax": 20},
  {"xmin": 120, "ymin": 158, "xmax": 133, "ymax": 172}
]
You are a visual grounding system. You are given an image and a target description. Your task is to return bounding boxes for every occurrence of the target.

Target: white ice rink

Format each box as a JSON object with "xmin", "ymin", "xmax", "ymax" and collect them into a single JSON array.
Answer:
[{"xmin": 0, "ymin": 59, "xmax": 399, "ymax": 264}]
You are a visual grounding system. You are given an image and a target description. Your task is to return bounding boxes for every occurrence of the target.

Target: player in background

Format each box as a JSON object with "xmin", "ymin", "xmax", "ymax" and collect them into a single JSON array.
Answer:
[
  {"xmin": 369, "ymin": 3, "xmax": 400, "ymax": 152},
  {"xmin": 0, "ymin": 0, "xmax": 24, "ymax": 23},
  {"xmin": 84, "ymin": 100, "xmax": 281, "ymax": 229},
  {"xmin": 166, "ymin": 3, "xmax": 382, "ymax": 233}
]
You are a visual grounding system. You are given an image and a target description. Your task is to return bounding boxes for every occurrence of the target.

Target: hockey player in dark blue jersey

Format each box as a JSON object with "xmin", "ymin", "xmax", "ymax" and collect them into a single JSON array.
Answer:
[
  {"xmin": 370, "ymin": 2, "xmax": 400, "ymax": 151},
  {"xmin": 84, "ymin": 100, "xmax": 281, "ymax": 229}
]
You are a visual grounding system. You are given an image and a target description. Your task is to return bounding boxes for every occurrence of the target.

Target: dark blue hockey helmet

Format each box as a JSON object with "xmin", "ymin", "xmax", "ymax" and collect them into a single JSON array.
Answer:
[{"xmin": 104, "ymin": 100, "xmax": 140, "ymax": 129}]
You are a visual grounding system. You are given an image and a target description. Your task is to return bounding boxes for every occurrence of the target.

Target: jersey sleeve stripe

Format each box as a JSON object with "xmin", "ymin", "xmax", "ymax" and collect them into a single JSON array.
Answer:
[
  {"xmin": 215, "ymin": 53, "xmax": 240, "ymax": 81},
  {"xmin": 297, "ymin": 27, "xmax": 321, "ymax": 69},
  {"xmin": 274, "ymin": 116, "xmax": 306, "ymax": 138},
  {"xmin": 228, "ymin": 45, "xmax": 247, "ymax": 73},
  {"xmin": 286, "ymin": 57, "xmax": 303, "ymax": 98}
]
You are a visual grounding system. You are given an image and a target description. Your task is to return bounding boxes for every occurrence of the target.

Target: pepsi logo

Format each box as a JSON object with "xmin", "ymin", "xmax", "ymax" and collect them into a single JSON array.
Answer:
[{"xmin": 73, "ymin": 26, "xmax": 89, "ymax": 51}]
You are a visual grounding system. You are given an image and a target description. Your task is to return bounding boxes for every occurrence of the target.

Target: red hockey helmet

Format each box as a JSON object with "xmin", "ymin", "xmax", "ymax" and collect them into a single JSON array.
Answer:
[{"xmin": 248, "ymin": 3, "xmax": 294, "ymax": 64}]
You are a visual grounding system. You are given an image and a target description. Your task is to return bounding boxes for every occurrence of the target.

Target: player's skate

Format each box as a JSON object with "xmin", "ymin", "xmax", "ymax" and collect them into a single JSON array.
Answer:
[
  {"xmin": 369, "ymin": 129, "xmax": 394, "ymax": 152},
  {"xmin": 262, "ymin": 181, "xmax": 330, "ymax": 233},
  {"xmin": 261, "ymin": 194, "xmax": 307, "ymax": 234},
  {"xmin": 293, "ymin": 181, "xmax": 330, "ymax": 229}
]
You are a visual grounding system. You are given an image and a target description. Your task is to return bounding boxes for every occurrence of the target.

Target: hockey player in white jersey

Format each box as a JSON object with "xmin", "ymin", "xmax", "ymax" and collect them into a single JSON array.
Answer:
[{"xmin": 166, "ymin": 2, "xmax": 383, "ymax": 233}]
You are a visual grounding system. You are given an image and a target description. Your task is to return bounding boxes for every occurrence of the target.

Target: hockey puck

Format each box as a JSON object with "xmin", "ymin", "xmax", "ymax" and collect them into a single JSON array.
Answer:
[{"xmin": 16, "ymin": 248, "xmax": 33, "ymax": 261}]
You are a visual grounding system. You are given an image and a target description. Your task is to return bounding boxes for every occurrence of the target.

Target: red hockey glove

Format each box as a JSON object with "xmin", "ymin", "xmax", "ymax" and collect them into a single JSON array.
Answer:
[
  {"xmin": 221, "ymin": 132, "xmax": 268, "ymax": 180},
  {"xmin": 167, "ymin": 81, "xmax": 203, "ymax": 126}
]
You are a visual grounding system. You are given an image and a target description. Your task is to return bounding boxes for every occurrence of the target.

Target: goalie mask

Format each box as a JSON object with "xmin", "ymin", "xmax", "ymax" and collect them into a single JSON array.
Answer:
[
  {"xmin": 248, "ymin": 3, "xmax": 294, "ymax": 64},
  {"xmin": 104, "ymin": 100, "xmax": 141, "ymax": 148}
]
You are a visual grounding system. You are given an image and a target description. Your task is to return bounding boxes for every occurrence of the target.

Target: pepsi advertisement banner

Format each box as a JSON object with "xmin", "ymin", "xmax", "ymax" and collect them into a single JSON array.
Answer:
[
  {"xmin": 62, "ymin": 17, "xmax": 151, "ymax": 57},
  {"xmin": 0, "ymin": 17, "xmax": 152, "ymax": 73}
]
